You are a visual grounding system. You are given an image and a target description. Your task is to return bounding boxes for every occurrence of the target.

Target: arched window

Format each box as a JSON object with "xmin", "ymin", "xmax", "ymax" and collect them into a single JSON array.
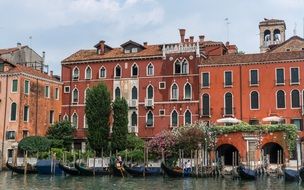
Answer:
[
  {"xmin": 147, "ymin": 63, "xmax": 154, "ymax": 76},
  {"xmin": 83, "ymin": 114, "xmax": 88, "ymax": 128},
  {"xmin": 63, "ymin": 114, "xmax": 69, "ymax": 121},
  {"xmin": 99, "ymin": 67, "xmax": 106, "ymax": 78},
  {"xmin": 174, "ymin": 60, "xmax": 181, "ymax": 74},
  {"xmin": 250, "ymin": 91, "xmax": 259, "ymax": 109},
  {"xmin": 146, "ymin": 111, "xmax": 153, "ymax": 127},
  {"xmin": 132, "ymin": 86, "xmax": 137, "ymax": 99},
  {"xmin": 171, "ymin": 110, "xmax": 178, "ymax": 127},
  {"xmin": 71, "ymin": 113, "xmax": 78, "ymax": 128},
  {"xmin": 147, "ymin": 85, "xmax": 153, "ymax": 99},
  {"xmin": 181, "ymin": 59, "xmax": 188, "ymax": 74},
  {"xmin": 291, "ymin": 90, "xmax": 300, "ymax": 108},
  {"xmin": 171, "ymin": 83, "xmax": 178, "ymax": 100},
  {"xmin": 224, "ymin": 92, "xmax": 233, "ymax": 115},
  {"xmin": 115, "ymin": 87, "xmax": 121, "ymax": 98},
  {"xmin": 202, "ymin": 93, "xmax": 210, "ymax": 116},
  {"xmin": 85, "ymin": 66, "xmax": 92, "ymax": 79},
  {"xmin": 184, "ymin": 110, "xmax": 192, "ymax": 125},
  {"xmin": 276, "ymin": 90, "xmax": 285, "ymax": 108},
  {"xmin": 84, "ymin": 88, "xmax": 89, "ymax": 103},
  {"xmin": 115, "ymin": 65, "xmax": 121, "ymax": 78},
  {"xmin": 73, "ymin": 67, "xmax": 79, "ymax": 80},
  {"xmin": 274, "ymin": 29, "xmax": 281, "ymax": 41},
  {"xmin": 184, "ymin": 83, "xmax": 191, "ymax": 99},
  {"xmin": 132, "ymin": 64, "xmax": 138, "ymax": 77},
  {"xmin": 264, "ymin": 30, "xmax": 271, "ymax": 42},
  {"xmin": 10, "ymin": 102, "xmax": 17, "ymax": 121},
  {"xmin": 131, "ymin": 112, "xmax": 137, "ymax": 126},
  {"xmin": 72, "ymin": 88, "xmax": 79, "ymax": 103}
]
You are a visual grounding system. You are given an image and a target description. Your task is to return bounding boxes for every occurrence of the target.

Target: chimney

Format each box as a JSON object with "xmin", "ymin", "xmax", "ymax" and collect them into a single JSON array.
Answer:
[
  {"xmin": 17, "ymin": 42, "xmax": 22, "ymax": 49},
  {"xmin": 225, "ymin": 41, "xmax": 230, "ymax": 46},
  {"xmin": 50, "ymin": 70, "xmax": 53, "ymax": 77},
  {"xmin": 98, "ymin": 40, "xmax": 105, "ymax": 55},
  {"xmin": 179, "ymin": 29, "xmax": 186, "ymax": 43},
  {"xmin": 189, "ymin": 36, "xmax": 194, "ymax": 43},
  {"xmin": 42, "ymin": 51, "xmax": 45, "ymax": 64},
  {"xmin": 185, "ymin": 39, "xmax": 189, "ymax": 43},
  {"xmin": 143, "ymin": 42, "xmax": 148, "ymax": 46},
  {"xmin": 199, "ymin": 35, "xmax": 205, "ymax": 42}
]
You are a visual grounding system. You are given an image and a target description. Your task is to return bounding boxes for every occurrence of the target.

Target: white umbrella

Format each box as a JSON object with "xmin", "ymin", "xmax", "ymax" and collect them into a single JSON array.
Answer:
[
  {"xmin": 216, "ymin": 117, "xmax": 241, "ymax": 124},
  {"xmin": 262, "ymin": 116, "xmax": 283, "ymax": 123}
]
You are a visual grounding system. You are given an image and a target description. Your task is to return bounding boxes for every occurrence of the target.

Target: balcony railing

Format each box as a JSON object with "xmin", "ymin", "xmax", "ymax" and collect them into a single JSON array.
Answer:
[
  {"xmin": 145, "ymin": 98, "xmax": 154, "ymax": 108},
  {"xmin": 221, "ymin": 107, "xmax": 236, "ymax": 117},
  {"xmin": 128, "ymin": 99, "xmax": 138, "ymax": 108},
  {"xmin": 129, "ymin": 126, "xmax": 138, "ymax": 133}
]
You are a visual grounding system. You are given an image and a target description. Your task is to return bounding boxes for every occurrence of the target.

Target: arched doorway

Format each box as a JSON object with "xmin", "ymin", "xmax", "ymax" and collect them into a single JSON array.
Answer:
[
  {"xmin": 216, "ymin": 144, "xmax": 239, "ymax": 166},
  {"xmin": 262, "ymin": 142, "xmax": 283, "ymax": 164}
]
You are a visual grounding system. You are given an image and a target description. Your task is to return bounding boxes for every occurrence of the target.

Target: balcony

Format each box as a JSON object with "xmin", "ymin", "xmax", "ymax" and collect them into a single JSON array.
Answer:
[
  {"xmin": 201, "ymin": 108, "xmax": 212, "ymax": 118},
  {"xmin": 72, "ymin": 75, "xmax": 79, "ymax": 81},
  {"xmin": 145, "ymin": 98, "xmax": 154, "ymax": 108},
  {"xmin": 128, "ymin": 99, "xmax": 138, "ymax": 108},
  {"xmin": 221, "ymin": 107, "xmax": 236, "ymax": 117},
  {"xmin": 249, "ymin": 80, "xmax": 259, "ymax": 86},
  {"xmin": 129, "ymin": 126, "xmax": 138, "ymax": 133}
]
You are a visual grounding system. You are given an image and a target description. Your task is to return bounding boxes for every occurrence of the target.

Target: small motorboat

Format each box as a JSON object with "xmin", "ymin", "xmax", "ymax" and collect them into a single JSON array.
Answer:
[
  {"xmin": 6, "ymin": 162, "xmax": 38, "ymax": 174},
  {"xmin": 284, "ymin": 169, "xmax": 299, "ymax": 182},
  {"xmin": 58, "ymin": 162, "xmax": 80, "ymax": 176},
  {"xmin": 75, "ymin": 162, "xmax": 110, "ymax": 176},
  {"xmin": 237, "ymin": 166, "xmax": 256, "ymax": 180}
]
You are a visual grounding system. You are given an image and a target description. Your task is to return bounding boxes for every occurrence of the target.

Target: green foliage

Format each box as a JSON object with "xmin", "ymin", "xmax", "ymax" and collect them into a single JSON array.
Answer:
[
  {"xmin": 18, "ymin": 136, "xmax": 51, "ymax": 153},
  {"xmin": 126, "ymin": 134, "xmax": 144, "ymax": 150},
  {"xmin": 46, "ymin": 120, "xmax": 75, "ymax": 150},
  {"xmin": 111, "ymin": 97, "xmax": 129, "ymax": 152},
  {"xmin": 85, "ymin": 82, "xmax": 111, "ymax": 155},
  {"xmin": 119, "ymin": 149, "xmax": 144, "ymax": 162}
]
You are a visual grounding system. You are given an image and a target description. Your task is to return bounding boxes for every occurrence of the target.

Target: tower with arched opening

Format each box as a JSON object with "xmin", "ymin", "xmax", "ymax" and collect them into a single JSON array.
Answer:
[{"xmin": 259, "ymin": 18, "xmax": 286, "ymax": 52}]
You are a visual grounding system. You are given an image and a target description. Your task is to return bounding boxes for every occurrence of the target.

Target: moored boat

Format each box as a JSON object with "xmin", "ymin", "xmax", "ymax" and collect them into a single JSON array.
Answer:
[
  {"xmin": 284, "ymin": 169, "xmax": 299, "ymax": 181},
  {"xmin": 6, "ymin": 162, "xmax": 38, "ymax": 174},
  {"xmin": 111, "ymin": 163, "xmax": 128, "ymax": 177},
  {"xmin": 124, "ymin": 164, "xmax": 162, "ymax": 177},
  {"xmin": 75, "ymin": 162, "xmax": 110, "ymax": 176},
  {"xmin": 299, "ymin": 167, "xmax": 304, "ymax": 181},
  {"xmin": 161, "ymin": 162, "xmax": 187, "ymax": 177},
  {"xmin": 237, "ymin": 166, "xmax": 256, "ymax": 180},
  {"xmin": 58, "ymin": 162, "xmax": 80, "ymax": 176},
  {"xmin": 36, "ymin": 159, "xmax": 63, "ymax": 175}
]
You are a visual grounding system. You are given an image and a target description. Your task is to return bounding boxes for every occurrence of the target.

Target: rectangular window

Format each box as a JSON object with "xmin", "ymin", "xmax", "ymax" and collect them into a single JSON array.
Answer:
[
  {"xmin": 45, "ymin": 86, "xmax": 50, "ymax": 98},
  {"xmin": 23, "ymin": 106, "xmax": 29, "ymax": 122},
  {"xmin": 24, "ymin": 80, "xmax": 30, "ymax": 95},
  {"xmin": 6, "ymin": 131, "xmax": 16, "ymax": 140},
  {"xmin": 290, "ymin": 67, "xmax": 300, "ymax": 84},
  {"xmin": 12, "ymin": 79, "xmax": 18, "ymax": 92},
  {"xmin": 64, "ymin": 86, "xmax": 70, "ymax": 93},
  {"xmin": 291, "ymin": 119, "xmax": 302, "ymax": 131},
  {"xmin": 224, "ymin": 71, "xmax": 232, "ymax": 86},
  {"xmin": 159, "ymin": 109, "xmax": 165, "ymax": 116},
  {"xmin": 202, "ymin": 72, "xmax": 210, "ymax": 87},
  {"xmin": 49, "ymin": 110, "xmax": 54, "ymax": 124},
  {"xmin": 276, "ymin": 68, "xmax": 284, "ymax": 85},
  {"xmin": 159, "ymin": 82, "xmax": 166, "ymax": 89},
  {"xmin": 55, "ymin": 88, "xmax": 59, "ymax": 100},
  {"xmin": 131, "ymin": 48, "xmax": 138, "ymax": 53},
  {"xmin": 250, "ymin": 70, "xmax": 258, "ymax": 85},
  {"xmin": 0, "ymin": 63, "xmax": 4, "ymax": 72}
]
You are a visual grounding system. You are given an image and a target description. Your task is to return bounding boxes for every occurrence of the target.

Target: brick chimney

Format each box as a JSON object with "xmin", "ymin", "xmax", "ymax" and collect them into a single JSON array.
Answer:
[
  {"xmin": 189, "ymin": 36, "xmax": 194, "ymax": 43},
  {"xmin": 185, "ymin": 39, "xmax": 189, "ymax": 43},
  {"xmin": 98, "ymin": 40, "xmax": 105, "ymax": 55},
  {"xmin": 50, "ymin": 70, "xmax": 53, "ymax": 77},
  {"xmin": 199, "ymin": 35, "xmax": 205, "ymax": 42},
  {"xmin": 179, "ymin": 29, "xmax": 186, "ymax": 43},
  {"xmin": 143, "ymin": 42, "xmax": 148, "ymax": 46}
]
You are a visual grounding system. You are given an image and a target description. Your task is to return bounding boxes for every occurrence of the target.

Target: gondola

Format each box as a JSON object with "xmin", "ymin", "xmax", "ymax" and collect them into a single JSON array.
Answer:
[
  {"xmin": 299, "ymin": 167, "xmax": 304, "ymax": 181},
  {"xmin": 75, "ymin": 162, "xmax": 110, "ymax": 176},
  {"xmin": 6, "ymin": 162, "xmax": 38, "ymax": 174},
  {"xmin": 237, "ymin": 166, "xmax": 256, "ymax": 180},
  {"xmin": 58, "ymin": 162, "xmax": 81, "ymax": 176},
  {"xmin": 284, "ymin": 169, "xmax": 299, "ymax": 181},
  {"xmin": 111, "ymin": 163, "xmax": 128, "ymax": 177},
  {"xmin": 123, "ymin": 164, "xmax": 162, "ymax": 177},
  {"xmin": 36, "ymin": 159, "xmax": 63, "ymax": 175},
  {"xmin": 161, "ymin": 162, "xmax": 184, "ymax": 177}
]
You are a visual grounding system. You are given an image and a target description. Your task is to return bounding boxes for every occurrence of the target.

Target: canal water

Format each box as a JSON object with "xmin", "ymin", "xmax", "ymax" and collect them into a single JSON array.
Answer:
[{"xmin": 0, "ymin": 171, "xmax": 303, "ymax": 190}]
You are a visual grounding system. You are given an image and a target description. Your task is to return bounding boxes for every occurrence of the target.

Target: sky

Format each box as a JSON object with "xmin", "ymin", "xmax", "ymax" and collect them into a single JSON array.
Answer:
[{"xmin": 1, "ymin": 0, "xmax": 304, "ymax": 75}]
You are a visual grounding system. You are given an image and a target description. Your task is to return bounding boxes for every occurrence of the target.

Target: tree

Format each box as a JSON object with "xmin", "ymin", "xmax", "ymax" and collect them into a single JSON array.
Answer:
[
  {"xmin": 148, "ymin": 130, "xmax": 176, "ymax": 157},
  {"xmin": 85, "ymin": 82, "xmax": 111, "ymax": 155},
  {"xmin": 18, "ymin": 136, "xmax": 51, "ymax": 154},
  {"xmin": 111, "ymin": 97, "xmax": 129, "ymax": 152},
  {"xmin": 46, "ymin": 120, "xmax": 75, "ymax": 150}
]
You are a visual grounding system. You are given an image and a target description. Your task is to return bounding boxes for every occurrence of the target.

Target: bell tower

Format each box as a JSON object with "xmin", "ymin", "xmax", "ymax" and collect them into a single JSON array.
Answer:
[{"xmin": 259, "ymin": 18, "xmax": 286, "ymax": 52}]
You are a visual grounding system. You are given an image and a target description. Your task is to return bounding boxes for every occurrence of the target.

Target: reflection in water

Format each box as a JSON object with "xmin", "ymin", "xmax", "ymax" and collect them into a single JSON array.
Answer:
[{"xmin": 0, "ymin": 172, "xmax": 303, "ymax": 190}]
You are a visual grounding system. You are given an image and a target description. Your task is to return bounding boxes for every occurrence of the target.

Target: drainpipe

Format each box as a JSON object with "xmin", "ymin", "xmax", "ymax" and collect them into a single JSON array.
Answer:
[
  {"xmin": 239, "ymin": 65, "xmax": 243, "ymax": 120},
  {"xmin": 1, "ymin": 75, "xmax": 9, "ymax": 169}
]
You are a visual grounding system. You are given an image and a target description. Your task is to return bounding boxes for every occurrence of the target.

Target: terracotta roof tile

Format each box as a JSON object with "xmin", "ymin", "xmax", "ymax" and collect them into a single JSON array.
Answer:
[
  {"xmin": 201, "ymin": 51, "xmax": 304, "ymax": 65},
  {"xmin": 62, "ymin": 44, "xmax": 162, "ymax": 63},
  {"xmin": 0, "ymin": 46, "xmax": 27, "ymax": 55}
]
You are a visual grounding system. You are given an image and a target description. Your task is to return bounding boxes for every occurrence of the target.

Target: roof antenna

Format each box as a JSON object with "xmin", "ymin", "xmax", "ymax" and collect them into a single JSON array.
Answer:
[
  {"xmin": 293, "ymin": 22, "xmax": 297, "ymax": 36},
  {"xmin": 225, "ymin": 18, "xmax": 230, "ymax": 42}
]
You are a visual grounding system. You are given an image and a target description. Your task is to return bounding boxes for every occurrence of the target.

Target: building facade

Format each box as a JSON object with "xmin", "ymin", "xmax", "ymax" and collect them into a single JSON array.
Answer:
[{"xmin": 0, "ymin": 59, "xmax": 62, "ymax": 167}]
